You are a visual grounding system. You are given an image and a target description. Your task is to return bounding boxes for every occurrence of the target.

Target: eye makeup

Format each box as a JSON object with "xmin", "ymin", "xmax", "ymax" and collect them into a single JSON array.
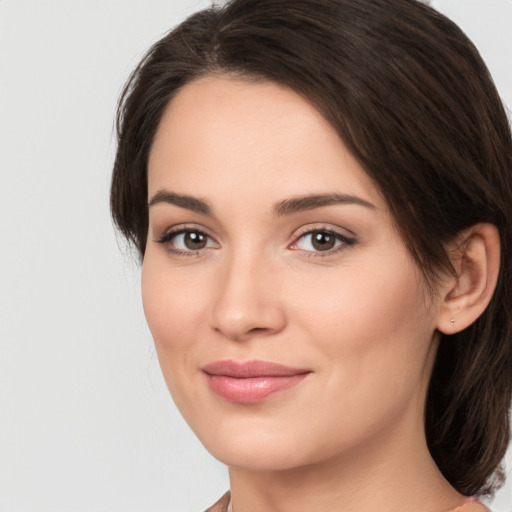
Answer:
[{"xmin": 154, "ymin": 221, "xmax": 357, "ymax": 260}]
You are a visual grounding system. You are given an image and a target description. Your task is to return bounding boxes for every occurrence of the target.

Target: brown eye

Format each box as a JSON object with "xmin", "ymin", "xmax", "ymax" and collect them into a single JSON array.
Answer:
[
  {"xmin": 291, "ymin": 228, "xmax": 355, "ymax": 255},
  {"xmin": 183, "ymin": 231, "xmax": 207, "ymax": 250},
  {"xmin": 311, "ymin": 231, "xmax": 336, "ymax": 251},
  {"xmin": 157, "ymin": 228, "xmax": 217, "ymax": 253}
]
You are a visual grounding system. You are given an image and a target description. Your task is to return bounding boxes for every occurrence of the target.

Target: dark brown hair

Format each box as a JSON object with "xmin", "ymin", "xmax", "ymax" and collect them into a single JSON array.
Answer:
[{"xmin": 111, "ymin": 0, "xmax": 512, "ymax": 496}]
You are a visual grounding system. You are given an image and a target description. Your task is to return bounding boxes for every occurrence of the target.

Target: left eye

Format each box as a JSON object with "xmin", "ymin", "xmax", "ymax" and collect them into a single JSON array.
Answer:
[
  {"xmin": 159, "ymin": 229, "xmax": 217, "ymax": 252},
  {"xmin": 292, "ymin": 230, "xmax": 350, "ymax": 252}
]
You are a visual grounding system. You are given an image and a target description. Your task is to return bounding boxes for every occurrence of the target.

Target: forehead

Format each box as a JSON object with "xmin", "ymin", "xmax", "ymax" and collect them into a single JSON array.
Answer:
[{"xmin": 147, "ymin": 75, "xmax": 384, "ymax": 209}]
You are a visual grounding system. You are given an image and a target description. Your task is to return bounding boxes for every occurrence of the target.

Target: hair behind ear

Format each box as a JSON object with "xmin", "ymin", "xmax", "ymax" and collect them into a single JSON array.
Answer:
[{"xmin": 427, "ymin": 224, "xmax": 510, "ymax": 495}]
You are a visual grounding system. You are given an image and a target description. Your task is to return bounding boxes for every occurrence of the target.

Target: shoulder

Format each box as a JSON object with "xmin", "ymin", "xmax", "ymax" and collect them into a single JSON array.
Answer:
[
  {"xmin": 203, "ymin": 491, "xmax": 231, "ymax": 512},
  {"xmin": 452, "ymin": 499, "xmax": 492, "ymax": 512},
  {"xmin": 463, "ymin": 505, "xmax": 491, "ymax": 512}
]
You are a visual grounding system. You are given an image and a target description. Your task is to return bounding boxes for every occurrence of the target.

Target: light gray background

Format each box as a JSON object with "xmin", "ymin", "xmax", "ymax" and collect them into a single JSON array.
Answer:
[{"xmin": 0, "ymin": 1, "xmax": 510, "ymax": 511}]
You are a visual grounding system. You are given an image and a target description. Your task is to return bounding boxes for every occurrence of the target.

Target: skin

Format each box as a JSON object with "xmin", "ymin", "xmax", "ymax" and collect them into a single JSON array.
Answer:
[{"xmin": 142, "ymin": 76, "xmax": 482, "ymax": 512}]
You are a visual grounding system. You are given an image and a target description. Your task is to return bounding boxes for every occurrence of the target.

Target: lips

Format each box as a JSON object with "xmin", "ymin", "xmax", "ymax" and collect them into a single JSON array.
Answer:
[{"xmin": 202, "ymin": 360, "xmax": 311, "ymax": 403}]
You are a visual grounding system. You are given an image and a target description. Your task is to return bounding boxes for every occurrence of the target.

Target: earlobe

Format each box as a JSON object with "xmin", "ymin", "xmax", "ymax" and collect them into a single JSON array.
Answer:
[{"xmin": 437, "ymin": 223, "xmax": 500, "ymax": 335}]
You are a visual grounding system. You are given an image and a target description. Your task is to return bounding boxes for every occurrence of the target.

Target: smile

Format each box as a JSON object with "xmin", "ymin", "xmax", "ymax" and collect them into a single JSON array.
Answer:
[{"xmin": 202, "ymin": 360, "xmax": 311, "ymax": 404}]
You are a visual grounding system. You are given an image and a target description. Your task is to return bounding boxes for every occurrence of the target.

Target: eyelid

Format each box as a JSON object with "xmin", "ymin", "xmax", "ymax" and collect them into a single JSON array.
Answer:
[
  {"xmin": 154, "ymin": 223, "xmax": 215, "ymax": 241},
  {"xmin": 291, "ymin": 222, "xmax": 356, "ymax": 239}
]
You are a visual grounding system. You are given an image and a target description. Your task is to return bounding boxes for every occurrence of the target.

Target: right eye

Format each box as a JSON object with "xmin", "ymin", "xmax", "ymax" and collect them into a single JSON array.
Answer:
[{"xmin": 157, "ymin": 228, "xmax": 218, "ymax": 254}]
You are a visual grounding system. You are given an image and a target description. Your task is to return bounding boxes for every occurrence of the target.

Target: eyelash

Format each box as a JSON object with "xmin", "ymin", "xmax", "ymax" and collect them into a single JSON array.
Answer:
[
  {"xmin": 290, "ymin": 228, "xmax": 356, "ymax": 258},
  {"xmin": 155, "ymin": 225, "xmax": 356, "ymax": 258},
  {"xmin": 156, "ymin": 225, "xmax": 218, "ymax": 257}
]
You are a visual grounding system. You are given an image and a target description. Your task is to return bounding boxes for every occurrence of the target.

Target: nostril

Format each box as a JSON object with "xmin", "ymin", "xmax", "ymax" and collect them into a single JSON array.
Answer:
[
  {"xmin": 213, "ymin": 323, "xmax": 283, "ymax": 342},
  {"xmin": 247, "ymin": 327, "xmax": 270, "ymax": 335}
]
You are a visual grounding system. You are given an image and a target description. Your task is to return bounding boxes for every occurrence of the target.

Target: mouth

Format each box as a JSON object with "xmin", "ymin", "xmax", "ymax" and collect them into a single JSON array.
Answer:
[{"xmin": 201, "ymin": 360, "xmax": 311, "ymax": 404}]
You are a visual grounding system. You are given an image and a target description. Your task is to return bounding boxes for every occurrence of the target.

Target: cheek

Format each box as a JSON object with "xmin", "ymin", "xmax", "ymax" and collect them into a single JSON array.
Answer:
[
  {"xmin": 141, "ymin": 254, "xmax": 209, "ymax": 349},
  {"xmin": 140, "ymin": 253, "xmax": 216, "ymax": 417},
  {"xmin": 141, "ymin": 253, "xmax": 212, "ymax": 414},
  {"xmin": 317, "ymin": 247, "xmax": 426, "ymax": 330},
  {"xmin": 288, "ymin": 250, "xmax": 435, "ymax": 389},
  {"xmin": 277, "ymin": 257, "xmax": 436, "ymax": 456}
]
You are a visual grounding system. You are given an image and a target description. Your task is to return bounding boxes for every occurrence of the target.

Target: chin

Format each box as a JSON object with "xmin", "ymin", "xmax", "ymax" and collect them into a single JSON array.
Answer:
[
  {"xmin": 209, "ymin": 442, "xmax": 307, "ymax": 472},
  {"xmin": 194, "ymin": 423, "xmax": 311, "ymax": 471}
]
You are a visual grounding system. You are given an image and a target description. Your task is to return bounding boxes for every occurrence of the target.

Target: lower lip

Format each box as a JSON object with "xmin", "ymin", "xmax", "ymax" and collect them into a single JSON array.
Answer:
[{"xmin": 205, "ymin": 374, "xmax": 309, "ymax": 403}]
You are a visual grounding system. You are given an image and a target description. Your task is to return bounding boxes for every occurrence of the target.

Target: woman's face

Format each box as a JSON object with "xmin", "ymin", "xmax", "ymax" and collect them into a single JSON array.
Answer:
[{"xmin": 143, "ymin": 76, "xmax": 443, "ymax": 470}]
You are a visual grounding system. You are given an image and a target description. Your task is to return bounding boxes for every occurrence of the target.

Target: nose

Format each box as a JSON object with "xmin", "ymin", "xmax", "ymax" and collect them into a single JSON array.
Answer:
[{"xmin": 209, "ymin": 251, "xmax": 287, "ymax": 342}]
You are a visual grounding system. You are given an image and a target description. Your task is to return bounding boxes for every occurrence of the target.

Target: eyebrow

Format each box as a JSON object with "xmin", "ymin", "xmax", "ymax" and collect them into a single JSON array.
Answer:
[
  {"xmin": 273, "ymin": 193, "xmax": 376, "ymax": 216},
  {"xmin": 148, "ymin": 190, "xmax": 376, "ymax": 216},
  {"xmin": 148, "ymin": 190, "xmax": 213, "ymax": 215}
]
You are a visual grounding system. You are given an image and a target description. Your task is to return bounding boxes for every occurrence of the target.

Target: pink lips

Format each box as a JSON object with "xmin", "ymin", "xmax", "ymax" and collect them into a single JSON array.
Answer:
[{"xmin": 202, "ymin": 360, "xmax": 311, "ymax": 403}]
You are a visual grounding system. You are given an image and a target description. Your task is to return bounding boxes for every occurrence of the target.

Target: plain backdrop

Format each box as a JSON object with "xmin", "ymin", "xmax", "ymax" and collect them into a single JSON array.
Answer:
[{"xmin": 0, "ymin": 0, "xmax": 510, "ymax": 511}]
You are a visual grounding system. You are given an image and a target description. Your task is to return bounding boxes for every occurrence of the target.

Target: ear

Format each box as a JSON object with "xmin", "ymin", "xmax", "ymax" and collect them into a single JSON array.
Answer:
[{"xmin": 436, "ymin": 223, "xmax": 501, "ymax": 335}]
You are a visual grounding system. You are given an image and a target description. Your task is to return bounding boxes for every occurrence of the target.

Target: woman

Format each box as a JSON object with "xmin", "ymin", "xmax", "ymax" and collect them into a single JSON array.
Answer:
[{"xmin": 110, "ymin": 0, "xmax": 512, "ymax": 510}]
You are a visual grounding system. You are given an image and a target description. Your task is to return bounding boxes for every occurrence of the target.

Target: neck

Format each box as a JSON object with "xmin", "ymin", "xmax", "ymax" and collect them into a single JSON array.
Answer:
[{"xmin": 228, "ymin": 409, "xmax": 466, "ymax": 512}]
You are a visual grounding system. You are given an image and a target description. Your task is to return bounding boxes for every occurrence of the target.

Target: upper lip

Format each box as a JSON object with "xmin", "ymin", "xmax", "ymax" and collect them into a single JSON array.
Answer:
[{"xmin": 202, "ymin": 360, "xmax": 311, "ymax": 378}]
